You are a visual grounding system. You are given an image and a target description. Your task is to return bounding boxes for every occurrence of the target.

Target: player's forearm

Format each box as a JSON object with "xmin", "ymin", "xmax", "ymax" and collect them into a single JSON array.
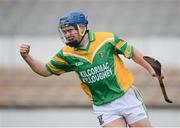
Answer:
[
  {"xmin": 132, "ymin": 48, "xmax": 156, "ymax": 76},
  {"xmin": 23, "ymin": 55, "xmax": 51, "ymax": 77}
]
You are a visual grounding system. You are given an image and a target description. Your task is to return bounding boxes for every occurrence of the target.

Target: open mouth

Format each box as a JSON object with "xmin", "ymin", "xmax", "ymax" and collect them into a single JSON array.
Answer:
[
  {"xmin": 67, "ymin": 38, "xmax": 75, "ymax": 41},
  {"xmin": 67, "ymin": 39, "xmax": 74, "ymax": 42}
]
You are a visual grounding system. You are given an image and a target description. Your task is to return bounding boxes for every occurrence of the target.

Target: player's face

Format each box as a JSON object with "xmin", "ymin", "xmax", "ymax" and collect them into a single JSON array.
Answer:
[{"xmin": 61, "ymin": 26, "xmax": 81, "ymax": 42}]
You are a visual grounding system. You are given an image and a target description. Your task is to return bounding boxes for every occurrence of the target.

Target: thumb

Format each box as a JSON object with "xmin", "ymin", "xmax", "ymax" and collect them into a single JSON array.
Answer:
[{"xmin": 151, "ymin": 72, "xmax": 157, "ymax": 77}]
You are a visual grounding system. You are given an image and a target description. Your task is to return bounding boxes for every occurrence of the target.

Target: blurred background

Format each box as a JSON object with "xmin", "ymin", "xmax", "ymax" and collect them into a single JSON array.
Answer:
[{"xmin": 0, "ymin": 0, "xmax": 180, "ymax": 127}]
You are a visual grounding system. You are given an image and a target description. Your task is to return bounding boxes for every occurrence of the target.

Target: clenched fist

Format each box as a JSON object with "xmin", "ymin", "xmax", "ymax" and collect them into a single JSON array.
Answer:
[{"xmin": 20, "ymin": 44, "xmax": 31, "ymax": 58}]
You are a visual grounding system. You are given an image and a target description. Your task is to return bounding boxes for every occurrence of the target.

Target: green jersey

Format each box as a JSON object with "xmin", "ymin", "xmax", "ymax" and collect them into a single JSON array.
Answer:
[{"xmin": 46, "ymin": 30, "xmax": 134, "ymax": 106}]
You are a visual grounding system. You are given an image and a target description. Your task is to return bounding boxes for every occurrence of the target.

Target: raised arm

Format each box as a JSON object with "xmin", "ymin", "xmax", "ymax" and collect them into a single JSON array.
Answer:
[{"xmin": 20, "ymin": 44, "xmax": 52, "ymax": 77}]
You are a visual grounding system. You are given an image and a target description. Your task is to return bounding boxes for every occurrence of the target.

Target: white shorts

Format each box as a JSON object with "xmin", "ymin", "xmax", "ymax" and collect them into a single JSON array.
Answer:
[{"xmin": 93, "ymin": 86, "xmax": 148, "ymax": 127}]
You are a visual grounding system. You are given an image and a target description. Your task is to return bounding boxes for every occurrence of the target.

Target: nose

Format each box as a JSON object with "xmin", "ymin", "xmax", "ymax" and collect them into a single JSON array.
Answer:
[
  {"xmin": 65, "ymin": 32, "xmax": 74, "ymax": 41},
  {"xmin": 65, "ymin": 31, "xmax": 71, "ymax": 36},
  {"xmin": 65, "ymin": 32, "xmax": 71, "ymax": 39}
]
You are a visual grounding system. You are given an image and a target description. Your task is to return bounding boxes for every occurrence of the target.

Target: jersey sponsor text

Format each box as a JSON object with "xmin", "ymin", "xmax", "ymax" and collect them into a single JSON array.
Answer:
[{"xmin": 80, "ymin": 62, "xmax": 113, "ymax": 84}]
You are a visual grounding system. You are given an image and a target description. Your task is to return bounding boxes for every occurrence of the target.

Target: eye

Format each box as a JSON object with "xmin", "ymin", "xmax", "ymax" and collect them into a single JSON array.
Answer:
[
  {"xmin": 68, "ymin": 29, "xmax": 74, "ymax": 33},
  {"xmin": 62, "ymin": 30, "xmax": 67, "ymax": 34},
  {"xmin": 62, "ymin": 28, "xmax": 75, "ymax": 34}
]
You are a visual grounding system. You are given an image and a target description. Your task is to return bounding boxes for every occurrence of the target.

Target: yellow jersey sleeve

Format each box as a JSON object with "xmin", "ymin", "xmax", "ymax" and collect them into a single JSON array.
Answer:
[
  {"xmin": 112, "ymin": 34, "xmax": 134, "ymax": 59},
  {"xmin": 46, "ymin": 50, "xmax": 73, "ymax": 75}
]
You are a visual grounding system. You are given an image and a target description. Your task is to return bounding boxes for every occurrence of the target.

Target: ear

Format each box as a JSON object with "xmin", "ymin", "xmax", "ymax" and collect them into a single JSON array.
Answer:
[{"xmin": 78, "ymin": 24, "xmax": 86, "ymax": 33}]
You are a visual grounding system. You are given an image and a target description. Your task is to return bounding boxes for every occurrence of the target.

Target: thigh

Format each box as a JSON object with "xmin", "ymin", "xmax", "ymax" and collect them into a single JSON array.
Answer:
[
  {"xmin": 129, "ymin": 118, "xmax": 151, "ymax": 127},
  {"xmin": 104, "ymin": 118, "xmax": 127, "ymax": 128},
  {"xmin": 122, "ymin": 86, "xmax": 150, "ymax": 126}
]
